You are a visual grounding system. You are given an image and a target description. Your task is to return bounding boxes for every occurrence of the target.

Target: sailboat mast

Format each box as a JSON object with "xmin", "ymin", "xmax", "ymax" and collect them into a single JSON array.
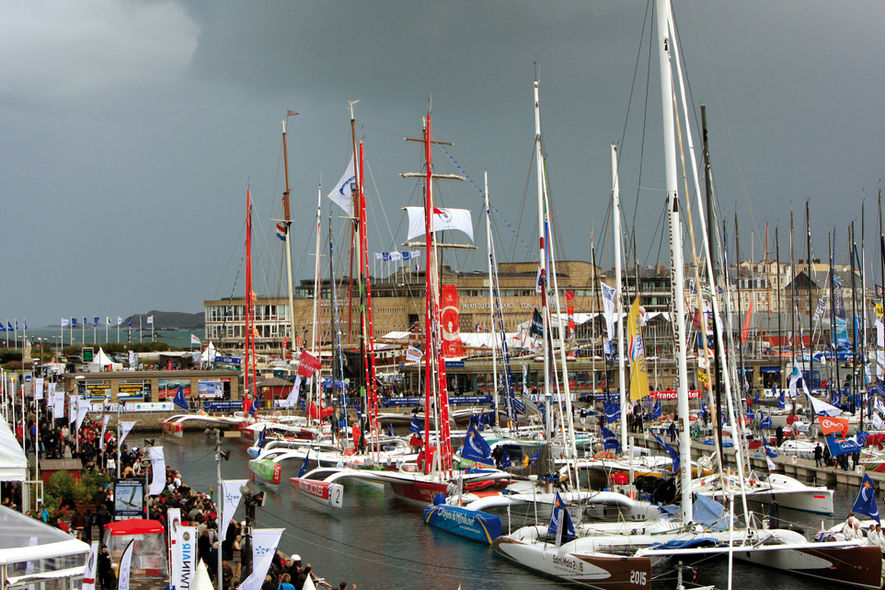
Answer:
[
  {"xmin": 244, "ymin": 187, "xmax": 257, "ymax": 412},
  {"xmin": 850, "ymin": 222, "xmax": 859, "ymax": 423},
  {"xmin": 656, "ymin": 0, "xmax": 691, "ymax": 523},
  {"xmin": 806, "ymin": 202, "xmax": 815, "ymax": 392},
  {"xmin": 484, "ymin": 171, "xmax": 499, "ymax": 424},
  {"xmin": 281, "ymin": 117, "xmax": 298, "ymax": 356},
  {"xmin": 311, "ymin": 184, "xmax": 323, "ymax": 405},
  {"xmin": 347, "ymin": 101, "xmax": 360, "ymax": 346},
  {"xmin": 611, "ymin": 144, "xmax": 628, "ymax": 446},
  {"xmin": 533, "ymin": 78, "xmax": 552, "ymax": 441},
  {"xmin": 776, "ymin": 227, "xmax": 783, "ymax": 386},
  {"xmin": 329, "ymin": 214, "xmax": 348, "ymax": 443},
  {"xmin": 358, "ymin": 141, "xmax": 380, "ymax": 453}
]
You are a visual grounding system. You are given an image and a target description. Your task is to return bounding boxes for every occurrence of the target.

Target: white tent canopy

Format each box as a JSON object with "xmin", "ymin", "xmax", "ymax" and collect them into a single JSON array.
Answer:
[{"xmin": 0, "ymin": 419, "xmax": 26, "ymax": 481}]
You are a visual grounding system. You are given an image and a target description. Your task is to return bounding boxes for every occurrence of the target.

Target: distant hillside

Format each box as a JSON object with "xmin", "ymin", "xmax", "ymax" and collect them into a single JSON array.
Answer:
[{"xmin": 126, "ymin": 311, "xmax": 204, "ymax": 330}]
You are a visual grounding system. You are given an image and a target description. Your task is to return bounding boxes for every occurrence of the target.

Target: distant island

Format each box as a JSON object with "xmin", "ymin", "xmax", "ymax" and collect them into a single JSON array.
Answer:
[{"xmin": 126, "ymin": 310, "xmax": 204, "ymax": 330}]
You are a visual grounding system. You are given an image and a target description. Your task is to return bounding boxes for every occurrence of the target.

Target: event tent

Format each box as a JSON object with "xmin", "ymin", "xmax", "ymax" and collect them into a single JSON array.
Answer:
[{"xmin": 0, "ymin": 418, "xmax": 27, "ymax": 481}]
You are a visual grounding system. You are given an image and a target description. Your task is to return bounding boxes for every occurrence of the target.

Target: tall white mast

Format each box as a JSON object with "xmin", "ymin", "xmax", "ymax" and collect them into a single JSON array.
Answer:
[
  {"xmin": 611, "ymin": 143, "xmax": 628, "ymax": 447},
  {"xmin": 311, "ymin": 183, "xmax": 323, "ymax": 400},
  {"xmin": 656, "ymin": 0, "xmax": 692, "ymax": 524},
  {"xmin": 484, "ymin": 171, "xmax": 500, "ymax": 423},
  {"xmin": 533, "ymin": 78, "xmax": 552, "ymax": 441}
]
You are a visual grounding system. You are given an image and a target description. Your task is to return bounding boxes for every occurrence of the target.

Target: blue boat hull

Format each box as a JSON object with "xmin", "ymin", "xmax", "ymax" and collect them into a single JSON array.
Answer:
[{"xmin": 423, "ymin": 504, "xmax": 502, "ymax": 545}]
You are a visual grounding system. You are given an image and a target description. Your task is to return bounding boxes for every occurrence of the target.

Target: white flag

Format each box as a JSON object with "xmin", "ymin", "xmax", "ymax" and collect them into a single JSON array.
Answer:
[
  {"xmin": 99, "ymin": 415, "xmax": 110, "ymax": 451},
  {"xmin": 284, "ymin": 376, "xmax": 302, "ymax": 408},
  {"xmin": 767, "ymin": 457, "xmax": 777, "ymax": 472},
  {"xmin": 60, "ymin": 318, "xmax": 69, "ymax": 327},
  {"xmin": 69, "ymin": 395, "xmax": 80, "ymax": 425},
  {"xmin": 119, "ymin": 421, "xmax": 137, "ymax": 447},
  {"xmin": 873, "ymin": 412, "xmax": 884, "ymax": 431},
  {"xmin": 168, "ymin": 508, "xmax": 182, "ymax": 588},
  {"xmin": 82, "ymin": 540, "xmax": 98, "ymax": 590},
  {"xmin": 117, "ymin": 316, "xmax": 123, "ymax": 326},
  {"xmin": 33, "ymin": 377, "xmax": 44, "ymax": 401},
  {"xmin": 76, "ymin": 404, "xmax": 89, "ymax": 433},
  {"xmin": 405, "ymin": 206, "xmax": 474, "ymax": 242},
  {"xmin": 117, "ymin": 539, "xmax": 135, "ymax": 590},
  {"xmin": 52, "ymin": 392, "xmax": 65, "ymax": 419},
  {"xmin": 600, "ymin": 282, "xmax": 617, "ymax": 340},
  {"xmin": 146, "ymin": 315, "xmax": 154, "ymax": 325},
  {"xmin": 148, "ymin": 447, "xmax": 166, "ymax": 496},
  {"xmin": 190, "ymin": 334, "xmax": 201, "ymax": 346},
  {"xmin": 46, "ymin": 381, "xmax": 56, "ymax": 408},
  {"xmin": 327, "ymin": 154, "xmax": 356, "ymax": 217},
  {"xmin": 236, "ymin": 528, "xmax": 284, "ymax": 590},
  {"xmin": 221, "ymin": 479, "xmax": 249, "ymax": 538}
]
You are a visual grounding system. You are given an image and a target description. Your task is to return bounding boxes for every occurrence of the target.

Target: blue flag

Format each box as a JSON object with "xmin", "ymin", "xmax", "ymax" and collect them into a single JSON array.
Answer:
[
  {"xmin": 387, "ymin": 423, "xmax": 395, "ymax": 437},
  {"xmin": 529, "ymin": 308, "xmax": 544, "ymax": 338},
  {"xmin": 852, "ymin": 474, "xmax": 880, "ymax": 523},
  {"xmin": 777, "ymin": 388, "xmax": 786, "ymax": 410},
  {"xmin": 604, "ymin": 400, "xmax": 620, "ymax": 423},
  {"xmin": 71, "ymin": 318, "xmax": 77, "ymax": 327},
  {"xmin": 248, "ymin": 395, "xmax": 259, "ymax": 416},
  {"xmin": 257, "ymin": 426, "xmax": 267, "ymax": 448},
  {"xmin": 0, "ymin": 323, "xmax": 5, "ymax": 333},
  {"xmin": 172, "ymin": 386, "xmax": 189, "ymax": 411},
  {"xmin": 127, "ymin": 317, "xmax": 132, "ymax": 327},
  {"xmin": 825, "ymin": 434, "xmax": 862, "ymax": 457},
  {"xmin": 652, "ymin": 433, "xmax": 680, "ymax": 474},
  {"xmin": 461, "ymin": 423, "xmax": 492, "ymax": 463},
  {"xmin": 93, "ymin": 316, "xmax": 100, "ymax": 327},
  {"xmin": 600, "ymin": 425, "xmax": 621, "ymax": 453},
  {"xmin": 745, "ymin": 406, "xmax": 755, "ymax": 422},
  {"xmin": 857, "ymin": 431, "xmax": 870, "ymax": 447},
  {"xmin": 761, "ymin": 435, "xmax": 777, "ymax": 459},
  {"xmin": 760, "ymin": 413, "xmax": 773, "ymax": 430},
  {"xmin": 530, "ymin": 448, "xmax": 540, "ymax": 464},
  {"xmin": 653, "ymin": 399, "xmax": 662, "ymax": 420},
  {"xmin": 547, "ymin": 491, "xmax": 576, "ymax": 543},
  {"xmin": 409, "ymin": 415, "xmax": 422, "ymax": 434},
  {"xmin": 298, "ymin": 449, "xmax": 310, "ymax": 478}
]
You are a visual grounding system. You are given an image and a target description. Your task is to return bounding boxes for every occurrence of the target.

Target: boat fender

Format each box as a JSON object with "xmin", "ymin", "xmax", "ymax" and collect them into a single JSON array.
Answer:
[{"xmin": 596, "ymin": 451, "xmax": 615, "ymax": 460}]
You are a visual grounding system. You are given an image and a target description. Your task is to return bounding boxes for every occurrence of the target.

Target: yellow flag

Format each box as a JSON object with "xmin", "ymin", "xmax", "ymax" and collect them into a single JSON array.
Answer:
[
  {"xmin": 876, "ymin": 303, "xmax": 883, "ymax": 318},
  {"xmin": 628, "ymin": 296, "xmax": 649, "ymax": 400}
]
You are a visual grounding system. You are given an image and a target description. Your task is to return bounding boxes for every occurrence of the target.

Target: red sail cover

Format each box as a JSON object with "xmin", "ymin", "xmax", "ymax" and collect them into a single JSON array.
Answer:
[{"xmin": 440, "ymin": 284, "xmax": 464, "ymax": 358}]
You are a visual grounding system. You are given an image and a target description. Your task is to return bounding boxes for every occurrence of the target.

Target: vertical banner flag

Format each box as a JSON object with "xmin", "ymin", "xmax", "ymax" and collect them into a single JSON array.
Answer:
[
  {"xmin": 628, "ymin": 296, "xmax": 649, "ymax": 400},
  {"xmin": 52, "ymin": 392, "xmax": 65, "ymax": 419},
  {"xmin": 33, "ymin": 377, "xmax": 44, "ymax": 401},
  {"xmin": 600, "ymin": 282, "xmax": 616, "ymax": 348},
  {"xmin": 566, "ymin": 291, "xmax": 575, "ymax": 339},
  {"xmin": 119, "ymin": 421, "xmax": 136, "ymax": 448},
  {"xmin": 99, "ymin": 415, "xmax": 110, "ymax": 450},
  {"xmin": 46, "ymin": 381, "xmax": 55, "ymax": 408},
  {"xmin": 148, "ymin": 447, "xmax": 166, "ymax": 496},
  {"xmin": 82, "ymin": 540, "xmax": 98, "ymax": 590},
  {"xmin": 327, "ymin": 154, "xmax": 356, "ymax": 217},
  {"xmin": 69, "ymin": 394, "xmax": 80, "ymax": 424},
  {"xmin": 405, "ymin": 345, "xmax": 422, "ymax": 362},
  {"xmin": 236, "ymin": 528, "xmax": 284, "ymax": 590},
  {"xmin": 117, "ymin": 539, "xmax": 135, "ymax": 590},
  {"xmin": 221, "ymin": 479, "xmax": 249, "ymax": 537},
  {"xmin": 440, "ymin": 284, "xmax": 465, "ymax": 358},
  {"xmin": 76, "ymin": 404, "xmax": 89, "ymax": 433}
]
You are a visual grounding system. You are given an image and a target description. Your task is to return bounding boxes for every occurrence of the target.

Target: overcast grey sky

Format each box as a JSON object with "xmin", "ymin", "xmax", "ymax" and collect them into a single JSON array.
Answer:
[{"xmin": 3, "ymin": 0, "xmax": 883, "ymax": 327}]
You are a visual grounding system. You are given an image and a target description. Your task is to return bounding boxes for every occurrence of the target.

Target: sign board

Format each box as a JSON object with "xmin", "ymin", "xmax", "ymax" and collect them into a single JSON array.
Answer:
[
  {"xmin": 158, "ymin": 379, "xmax": 191, "ymax": 401},
  {"xmin": 118, "ymin": 380, "xmax": 149, "ymax": 401},
  {"xmin": 114, "ymin": 479, "xmax": 145, "ymax": 519},
  {"xmin": 82, "ymin": 347, "xmax": 94, "ymax": 363},
  {"xmin": 203, "ymin": 400, "xmax": 242, "ymax": 412},
  {"xmin": 198, "ymin": 379, "xmax": 223, "ymax": 398},
  {"xmin": 215, "ymin": 356, "xmax": 242, "ymax": 365},
  {"xmin": 80, "ymin": 380, "xmax": 111, "ymax": 399},
  {"xmin": 124, "ymin": 402, "xmax": 174, "ymax": 412}
]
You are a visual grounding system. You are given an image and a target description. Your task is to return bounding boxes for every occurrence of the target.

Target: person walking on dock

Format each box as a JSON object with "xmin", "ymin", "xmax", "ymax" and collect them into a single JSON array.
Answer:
[{"xmin": 814, "ymin": 442, "xmax": 823, "ymax": 467}]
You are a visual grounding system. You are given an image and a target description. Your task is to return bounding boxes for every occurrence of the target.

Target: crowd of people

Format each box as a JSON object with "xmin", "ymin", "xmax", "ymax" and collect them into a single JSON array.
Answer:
[{"xmin": 5, "ymin": 401, "xmax": 350, "ymax": 590}]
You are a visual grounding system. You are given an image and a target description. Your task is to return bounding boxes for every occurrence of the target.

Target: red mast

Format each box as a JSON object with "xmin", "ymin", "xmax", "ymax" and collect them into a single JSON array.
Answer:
[
  {"xmin": 357, "ymin": 141, "xmax": 380, "ymax": 450},
  {"xmin": 243, "ymin": 187, "xmax": 258, "ymax": 414},
  {"xmin": 421, "ymin": 115, "xmax": 452, "ymax": 473}
]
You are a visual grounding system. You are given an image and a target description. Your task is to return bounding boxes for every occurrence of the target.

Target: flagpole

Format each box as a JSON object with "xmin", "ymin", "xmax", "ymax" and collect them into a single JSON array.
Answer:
[{"xmin": 139, "ymin": 316, "xmax": 142, "ymax": 343}]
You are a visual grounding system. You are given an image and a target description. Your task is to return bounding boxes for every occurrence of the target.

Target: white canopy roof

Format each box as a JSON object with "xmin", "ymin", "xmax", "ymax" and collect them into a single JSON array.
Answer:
[
  {"xmin": 0, "ymin": 504, "xmax": 89, "ymax": 566},
  {"xmin": 0, "ymin": 419, "xmax": 27, "ymax": 481}
]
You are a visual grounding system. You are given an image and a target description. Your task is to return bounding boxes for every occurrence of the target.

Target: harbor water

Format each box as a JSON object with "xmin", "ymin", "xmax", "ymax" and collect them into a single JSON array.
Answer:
[{"xmin": 161, "ymin": 431, "xmax": 860, "ymax": 589}]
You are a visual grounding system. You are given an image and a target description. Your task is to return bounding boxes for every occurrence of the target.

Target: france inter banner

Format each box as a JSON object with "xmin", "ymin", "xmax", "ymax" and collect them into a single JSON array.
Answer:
[{"xmin": 824, "ymin": 434, "xmax": 862, "ymax": 457}]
